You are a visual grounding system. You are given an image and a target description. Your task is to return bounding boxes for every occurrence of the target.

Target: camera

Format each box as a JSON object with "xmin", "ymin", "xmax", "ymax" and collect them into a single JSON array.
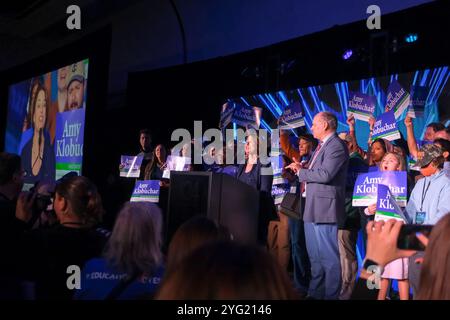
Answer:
[
  {"xmin": 33, "ymin": 193, "xmax": 54, "ymax": 214},
  {"xmin": 28, "ymin": 183, "xmax": 55, "ymax": 227}
]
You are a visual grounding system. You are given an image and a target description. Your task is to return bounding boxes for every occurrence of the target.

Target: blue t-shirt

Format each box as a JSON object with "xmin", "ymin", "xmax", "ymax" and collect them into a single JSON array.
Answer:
[{"xmin": 74, "ymin": 258, "xmax": 164, "ymax": 300}]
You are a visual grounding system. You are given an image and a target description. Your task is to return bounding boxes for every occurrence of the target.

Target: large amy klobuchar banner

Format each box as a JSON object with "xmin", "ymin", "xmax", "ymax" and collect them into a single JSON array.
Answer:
[{"xmin": 5, "ymin": 59, "xmax": 89, "ymax": 186}]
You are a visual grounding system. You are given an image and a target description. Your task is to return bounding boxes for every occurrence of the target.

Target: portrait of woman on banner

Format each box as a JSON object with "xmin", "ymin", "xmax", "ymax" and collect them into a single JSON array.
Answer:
[{"xmin": 21, "ymin": 83, "xmax": 56, "ymax": 184}]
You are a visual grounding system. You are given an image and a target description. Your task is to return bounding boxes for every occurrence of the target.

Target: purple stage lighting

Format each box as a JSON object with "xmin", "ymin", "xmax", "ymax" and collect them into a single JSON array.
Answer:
[{"xmin": 342, "ymin": 49, "xmax": 353, "ymax": 60}]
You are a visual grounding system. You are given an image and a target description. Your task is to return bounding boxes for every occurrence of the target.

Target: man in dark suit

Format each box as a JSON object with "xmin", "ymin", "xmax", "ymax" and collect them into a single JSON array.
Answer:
[{"xmin": 286, "ymin": 112, "xmax": 349, "ymax": 299}]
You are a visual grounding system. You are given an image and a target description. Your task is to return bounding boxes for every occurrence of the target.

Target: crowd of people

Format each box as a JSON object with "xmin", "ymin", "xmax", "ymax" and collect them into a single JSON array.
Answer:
[{"xmin": 1, "ymin": 110, "xmax": 450, "ymax": 300}]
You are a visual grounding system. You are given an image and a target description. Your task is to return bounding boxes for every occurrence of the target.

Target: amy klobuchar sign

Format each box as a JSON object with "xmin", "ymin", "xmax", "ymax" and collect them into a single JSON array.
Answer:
[
  {"xmin": 408, "ymin": 85, "xmax": 428, "ymax": 118},
  {"xmin": 271, "ymin": 155, "xmax": 287, "ymax": 185},
  {"xmin": 347, "ymin": 92, "xmax": 376, "ymax": 122},
  {"xmin": 375, "ymin": 184, "xmax": 408, "ymax": 222},
  {"xmin": 272, "ymin": 183, "xmax": 290, "ymax": 205},
  {"xmin": 278, "ymin": 101, "xmax": 305, "ymax": 129},
  {"xmin": 130, "ymin": 180, "xmax": 160, "ymax": 203},
  {"xmin": 372, "ymin": 111, "xmax": 401, "ymax": 141},
  {"xmin": 120, "ymin": 155, "xmax": 144, "ymax": 178},
  {"xmin": 219, "ymin": 102, "xmax": 234, "ymax": 129},
  {"xmin": 352, "ymin": 171, "xmax": 407, "ymax": 207},
  {"xmin": 386, "ymin": 80, "xmax": 410, "ymax": 119},
  {"xmin": 231, "ymin": 103, "xmax": 262, "ymax": 129},
  {"xmin": 54, "ymin": 108, "xmax": 85, "ymax": 179}
]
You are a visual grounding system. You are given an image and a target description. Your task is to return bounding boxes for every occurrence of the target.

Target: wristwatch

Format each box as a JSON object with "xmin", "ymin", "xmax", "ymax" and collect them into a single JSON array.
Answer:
[{"xmin": 363, "ymin": 259, "xmax": 384, "ymax": 275}]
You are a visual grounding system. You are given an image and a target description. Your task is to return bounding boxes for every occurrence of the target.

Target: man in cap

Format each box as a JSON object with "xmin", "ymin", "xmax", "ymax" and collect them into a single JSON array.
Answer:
[
  {"xmin": 67, "ymin": 62, "xmax": 86, "ymax": 111},
  {"xmin": 405, "ymin": 144, "xmax": 450, "ymax": 297}
]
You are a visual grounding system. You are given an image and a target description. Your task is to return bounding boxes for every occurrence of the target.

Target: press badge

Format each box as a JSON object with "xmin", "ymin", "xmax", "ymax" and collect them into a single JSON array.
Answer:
[{"xmin": 415, "ymin": 212, "xmax": 426, "ymax": 224}]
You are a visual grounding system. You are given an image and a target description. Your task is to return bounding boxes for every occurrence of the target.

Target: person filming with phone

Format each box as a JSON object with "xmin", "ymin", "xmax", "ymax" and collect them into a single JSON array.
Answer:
[{"xmin": 355, "ymin": 213, "xmax": 450, "ymax": 300}]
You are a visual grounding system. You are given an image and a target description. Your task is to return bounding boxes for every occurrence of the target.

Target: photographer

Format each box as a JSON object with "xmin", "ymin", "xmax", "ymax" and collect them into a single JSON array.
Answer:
[{"xmin": 15, "ymin": 175, "xmax": 108, "ymax": 300}]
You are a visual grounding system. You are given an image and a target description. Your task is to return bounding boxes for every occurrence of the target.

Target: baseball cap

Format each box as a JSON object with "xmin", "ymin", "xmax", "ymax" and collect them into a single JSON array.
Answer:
[
  {"xmin": 415, "ymin": 144, "xmax": 443, "ymax": 168},
  {"xmin": 67, "ymin": 62, "xmax": 85, "ymax": 87}
]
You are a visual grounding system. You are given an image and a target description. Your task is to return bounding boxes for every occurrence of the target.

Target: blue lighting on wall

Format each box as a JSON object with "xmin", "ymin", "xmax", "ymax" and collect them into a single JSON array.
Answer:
[{"xmin": 230, "ymin": 66, "xmax": 449, "ymax": 150}]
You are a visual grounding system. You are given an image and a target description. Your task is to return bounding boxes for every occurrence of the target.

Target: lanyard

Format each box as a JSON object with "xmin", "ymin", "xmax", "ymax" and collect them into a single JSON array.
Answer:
[{"xmin": 420, "ymin": 179, "xmax": 431, "ymax": 212}]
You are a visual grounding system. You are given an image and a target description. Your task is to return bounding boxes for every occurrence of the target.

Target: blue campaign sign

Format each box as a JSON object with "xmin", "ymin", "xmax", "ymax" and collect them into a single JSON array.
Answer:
[
  {"xmin": 386, "ymin": 80, "xmax": 410, "ymax": 119},
  {"xmin": 374, "ymin": 184, "xmax": 405, "ymax": 222},
  {"xmin": 408, "ymin": 85, "xmax": 428, "ymax": 118},
  {"xmin": 372, "ymin": 111, "xmax": 401, "ymax": 141},
  {"xmin": 347, "ymin": 91, "xmax": 376, "ymax": 122},
  {"xmin": 130, "ymin": 180, "xmax": 160, "ymax": 203},
  {"xmin": 120, "ymin": 155, "xmax": 144, "ymax": 178},
  {"xmin": 279, "ymin": 101, "xmax": 305, "ymax": 129},
  {"xmin": 231, "ymin": 103, "xmax": 262, "ymax": 129},
  {"xmin": 352, "ymin": 171, "xmax": 407, "ymax": 207}
]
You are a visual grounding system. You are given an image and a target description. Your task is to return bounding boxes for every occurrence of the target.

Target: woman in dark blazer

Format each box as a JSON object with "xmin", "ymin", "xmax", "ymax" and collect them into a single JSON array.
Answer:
[
  {"xmin": 21, "ymin": 83, "xmax": 55, "ymax": 184},
  {"xmin": 236, "ymin": 134, "xmax": 273, "ymax": 192},
  {"xmin": 236, "ymin": 133, "xmax": 275, "ymax": 243}
]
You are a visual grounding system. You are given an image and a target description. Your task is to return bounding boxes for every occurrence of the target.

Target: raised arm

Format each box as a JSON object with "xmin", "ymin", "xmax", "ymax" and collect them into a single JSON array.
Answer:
[
  {"xmin": 279, "ymin": 129, "xmax": 300, "ymax": 161},
  {"xmin": 404, "ymin": 116, "xmax": 419, "ymax": 159},
  {"xmin": 347, "ymin": 115, "xmax": 368, "ymax": 159}
]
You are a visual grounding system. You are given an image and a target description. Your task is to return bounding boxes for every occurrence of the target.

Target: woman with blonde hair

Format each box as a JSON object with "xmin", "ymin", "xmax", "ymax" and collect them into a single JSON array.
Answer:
[{"xmin": 75, "ymin": 202, "xmax": 164, "ymax": 300}]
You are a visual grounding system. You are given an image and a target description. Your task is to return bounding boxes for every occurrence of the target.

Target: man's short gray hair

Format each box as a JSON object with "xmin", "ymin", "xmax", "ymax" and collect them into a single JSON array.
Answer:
[{"xmin": 320, "ymin": 112, "xmax": 337, "ymax": 131}]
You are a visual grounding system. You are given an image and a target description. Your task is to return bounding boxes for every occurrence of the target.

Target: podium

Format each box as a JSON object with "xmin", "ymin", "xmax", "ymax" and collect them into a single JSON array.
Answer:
[{"xmin": 166, "ymin": 171, "xmax": 260, "ymax": 245}]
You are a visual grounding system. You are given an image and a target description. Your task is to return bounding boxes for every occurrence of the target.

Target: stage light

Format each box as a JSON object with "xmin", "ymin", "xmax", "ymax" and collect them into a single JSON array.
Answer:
[
  {"xmin": 342, "ymin": 49, "xmax": 353, "ymax": 60},
  {"xmin": 405, "ymin": 33, "xmax": 418, "ymax": 43}
]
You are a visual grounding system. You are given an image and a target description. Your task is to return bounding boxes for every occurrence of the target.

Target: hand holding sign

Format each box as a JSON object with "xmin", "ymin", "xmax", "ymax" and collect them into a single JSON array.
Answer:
[
  {"xmin": 368, "ymin": 115, "xmax": 376, "ymax": 131},
  {"xmin": 367, "ymin": 203, "xmax": 377, "ymax": 215},
  {"xmin": 386, "ymin": 80, "xmax": 410, "ymax": 119},
  {"xmin": 347, "ymin": 92, "xmax": 376, "ymax": 122},
  {"xmin": 120, "ymin": 155, "xmax": 144, "ymax": 178},
  {"xmin": 346, "ymin": 115, "xmax": 355, "ymax": 130},
  {"xmin": 404, "ymin": 115, "xmax": 413, "ymax": 129},
  {"xmin": 372, "ymin": 111, "xmax": 401, "ymax": 141}
]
